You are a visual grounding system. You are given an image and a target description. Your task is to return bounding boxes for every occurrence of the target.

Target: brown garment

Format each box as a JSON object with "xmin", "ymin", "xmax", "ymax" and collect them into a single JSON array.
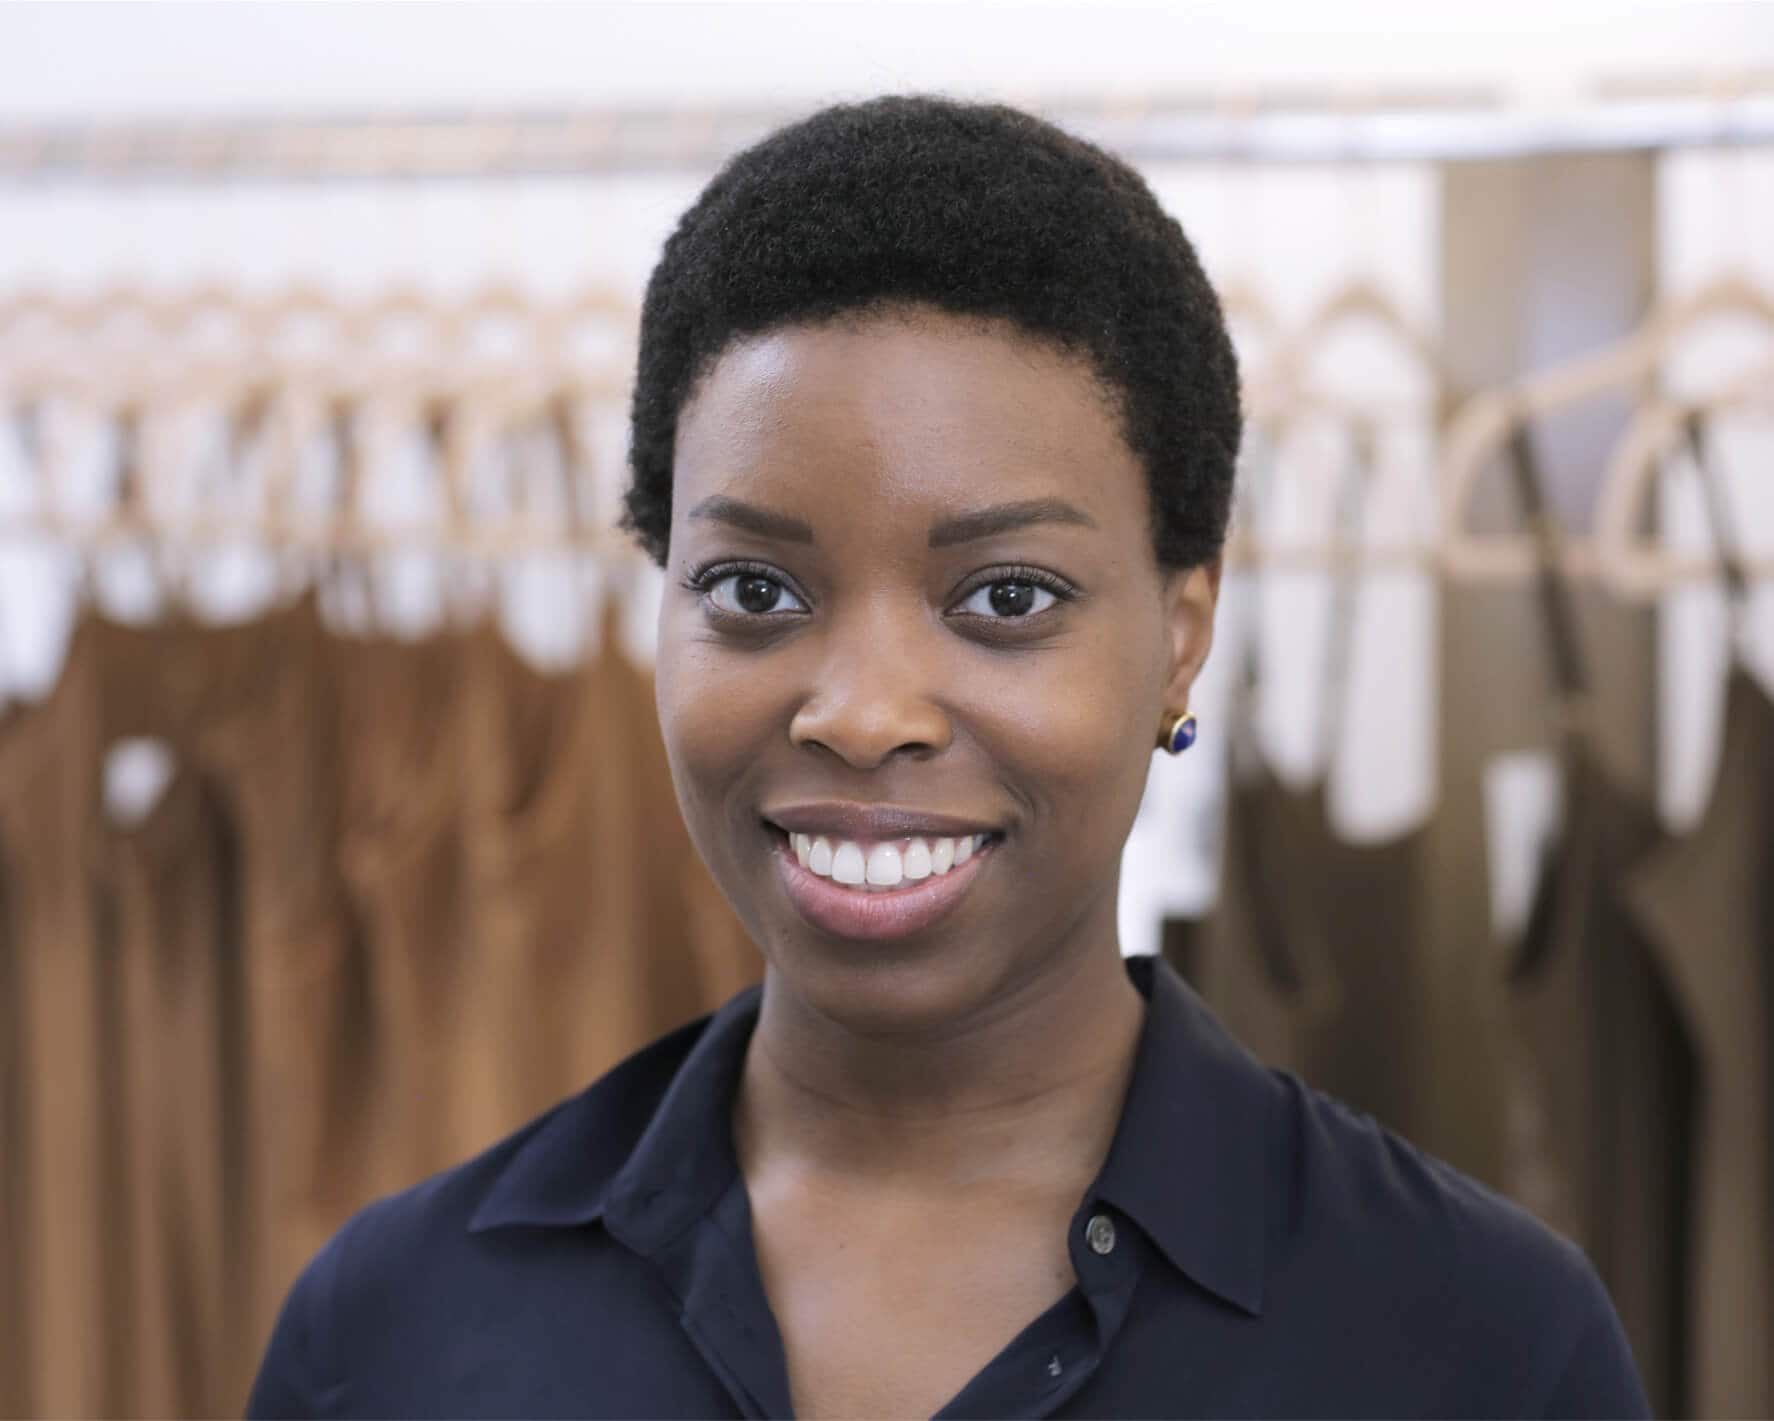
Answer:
[
  {"xmin": 1619, "ymin": 667, "xmax": 1774, "ymax": 1419},
  {"xmin": 0, "ymin": 590, "xmax": 761, "ymax": 1417},
  {"xmin": 101, "ymin": 768, "xmax": 250, "ymax": 1419},
  {"xmin": 83, "ymin": 602, "xmax": 364, "ymax": 1404},
  {"xmin": 332, "ymin": 623, "xmax": 485, "ymax": 1195},
  {"xmin": 0, "ymin": 706, "xmax": 33, "ymax": 1420},
  {"xmin": 172, "ymin": 599, "xmax": 373, "ymax": 1366},
  {"xmin": 456, "ymin": 609, "xmax": 758, "ymax": 1137},
  {"xmin": 0, "ymin": 621, "xmax": 122, "ymax": 1418}
]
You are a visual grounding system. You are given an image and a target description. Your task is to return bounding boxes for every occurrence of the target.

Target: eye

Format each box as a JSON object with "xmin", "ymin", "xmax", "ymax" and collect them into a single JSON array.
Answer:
[
  {"xmin": 956, "ymin": 578, "xmax": 1060, "ymax": 619},
  {"xmin": 703, "ymin": 569, "xmax": 808, "ymax": 616}
]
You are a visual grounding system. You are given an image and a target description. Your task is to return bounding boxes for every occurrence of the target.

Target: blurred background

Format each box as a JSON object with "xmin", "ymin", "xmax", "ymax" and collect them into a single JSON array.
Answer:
[{"xmin": 1, "ymin": 3, "xmax": 1772, "ymax": 1416}]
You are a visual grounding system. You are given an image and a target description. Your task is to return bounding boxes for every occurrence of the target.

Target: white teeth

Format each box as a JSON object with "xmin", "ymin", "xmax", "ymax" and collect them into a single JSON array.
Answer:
[
  {"xmin": 831, "ymin": 841, "xmax": 867, "ymax": 885},
  {"xmin": 791, "ymin": 831, "xmax": 993, "ymax": 887},
  {"xmin": 865, "ymin": 843, "xmax": 903, "ymax": 886},
  {"xmin": 902, "ymin": 839, "xmax": 933, "ymax": 880}
]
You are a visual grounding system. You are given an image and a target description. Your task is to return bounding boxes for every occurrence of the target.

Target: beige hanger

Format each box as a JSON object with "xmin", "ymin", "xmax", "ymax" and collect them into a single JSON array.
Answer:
[
  {"xmin": 1282, "ymin": 276, "xmax": 1445, "ymax": 395},
  {"xmin": 1591, "ymin": 357, "xmax": 1774, "ymax": 598},
  {"xmin": 1441, "ymin": 272, "xmax": 1774, "ymax": 585}
]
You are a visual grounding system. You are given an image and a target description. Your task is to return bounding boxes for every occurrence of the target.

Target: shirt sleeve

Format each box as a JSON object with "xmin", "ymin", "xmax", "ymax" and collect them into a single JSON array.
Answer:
[
  {"xmin": 244, "ymin": 1243, "xmax": 339, "ymax": 1420},
  {"xmin": 1536, "ymin": 1272, "xmax": 1652, "ymax": 1420}
]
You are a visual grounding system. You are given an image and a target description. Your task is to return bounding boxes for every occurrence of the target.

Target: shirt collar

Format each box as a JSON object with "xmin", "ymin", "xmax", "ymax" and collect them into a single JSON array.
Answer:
[
  {"xmin": 1095, "ymin": 954, "xmax": 1269, "ymax": 1316},
  {"xmin": 465, "ymin": 995, "xmax": 760, "ymax": 1237},
  {"xmin": 468, "ymin": 957, "xmax": 1270, "ymax": 1316}
]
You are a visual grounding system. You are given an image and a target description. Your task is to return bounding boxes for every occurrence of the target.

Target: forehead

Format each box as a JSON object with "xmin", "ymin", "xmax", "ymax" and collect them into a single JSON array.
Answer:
[{"xmin": 671, "ymin": 310, "xmax": 1146, "ymax": 536}]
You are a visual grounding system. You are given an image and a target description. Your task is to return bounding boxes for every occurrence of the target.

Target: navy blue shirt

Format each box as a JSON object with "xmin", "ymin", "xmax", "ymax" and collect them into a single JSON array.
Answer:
[{"xmin": 246, "ymin": 956, "xmax": 1649, "ymax": 1418}]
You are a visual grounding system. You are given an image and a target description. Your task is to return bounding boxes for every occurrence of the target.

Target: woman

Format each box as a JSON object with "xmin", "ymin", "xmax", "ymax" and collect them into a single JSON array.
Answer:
[{"xmin": 247, "ymin": 96, "xmax": 1647, "ymax": 1419}]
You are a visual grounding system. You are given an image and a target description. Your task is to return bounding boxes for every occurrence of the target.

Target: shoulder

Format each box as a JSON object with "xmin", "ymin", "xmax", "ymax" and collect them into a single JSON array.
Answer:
[
  {"xmin": 1268, "ymin": 1072, "xmax": 1647, "ymax": 1417},
  {"xmin": 244, "ymin": 1010, "xmax": 721, "ymax": 1419}
]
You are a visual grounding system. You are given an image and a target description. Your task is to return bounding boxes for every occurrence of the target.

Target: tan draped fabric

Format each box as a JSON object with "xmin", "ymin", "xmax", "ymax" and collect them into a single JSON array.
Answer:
[
  {"xmin": 103, "ymin": 769, "xmax": 249, "ymax": 1420},
  {"xmin": 0, "ymin": 596, "xmax": 760, "ymax": 1417},
  {"xmin": 0, "ymin": 705, "xmax": 31, "ymax": 1421},
  {"xmin": 0, "ymin": 623, "xmax": 119, "ymax": 1418}
]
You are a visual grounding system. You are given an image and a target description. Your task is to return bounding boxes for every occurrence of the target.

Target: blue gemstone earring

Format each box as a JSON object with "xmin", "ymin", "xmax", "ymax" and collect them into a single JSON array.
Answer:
[{"xmin": 1159, "ymin": 711, "xmax": 1198, "ymax": 755}]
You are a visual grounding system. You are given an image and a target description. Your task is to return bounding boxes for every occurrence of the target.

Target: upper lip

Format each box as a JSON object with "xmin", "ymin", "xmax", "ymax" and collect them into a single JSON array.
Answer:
[{"xmin": 763, "ymin": 802, "xmax": 1003, "ymax": 839}]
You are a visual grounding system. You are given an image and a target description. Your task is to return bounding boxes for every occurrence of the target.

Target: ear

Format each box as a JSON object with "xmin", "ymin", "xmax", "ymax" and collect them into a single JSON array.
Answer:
[{"xmin": 1157, "ymin": 556, "xmax": 1223, "ymax": 733}]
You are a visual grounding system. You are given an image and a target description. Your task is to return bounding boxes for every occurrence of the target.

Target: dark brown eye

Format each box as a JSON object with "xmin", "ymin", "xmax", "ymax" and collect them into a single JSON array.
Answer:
[
  {"xmin": 958, "ymin": 579, "xmax": 1056, "ymax": 619},
  {"xmin": 988, "ymin": 582, "xmax": 1038, "ymax": 617},
  {"xmin": 736, "ymin": 576, "xmax": 781, "ymax": 613},
  {"xmin": 705, "ymin": 570, "xmax": 806, "ymax": 616}
]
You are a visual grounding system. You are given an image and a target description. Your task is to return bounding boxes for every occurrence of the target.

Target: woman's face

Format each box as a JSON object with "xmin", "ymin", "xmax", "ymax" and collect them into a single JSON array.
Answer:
[{"xmin": 656, "ymin": 307, "xmax": 1220, "ymax": 1035}]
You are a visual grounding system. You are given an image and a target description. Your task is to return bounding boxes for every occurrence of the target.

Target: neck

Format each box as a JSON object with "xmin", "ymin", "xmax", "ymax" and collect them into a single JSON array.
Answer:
[{"xmin": 735, "ymin": 944, "xmax": 1146, "ymax": 1196}]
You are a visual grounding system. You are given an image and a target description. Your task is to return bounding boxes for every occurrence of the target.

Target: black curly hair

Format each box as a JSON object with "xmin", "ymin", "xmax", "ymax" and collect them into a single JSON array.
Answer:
[{"xmin": 622, "ymin": 94, "xmax": 1241, "ymax": 572}]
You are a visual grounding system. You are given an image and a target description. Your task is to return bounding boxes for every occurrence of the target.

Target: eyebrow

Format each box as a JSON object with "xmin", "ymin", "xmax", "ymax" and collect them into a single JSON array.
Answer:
[
  {"xmin": 928, "ymin": 497, "xmax": 1098, "ymax": 548},
  {"xmin": 685, "ymin": 495, "xmax": 814, "ymax": 543},
  {"xmin": 685, "ymin": 494, "xmax": 1098, "ymax": 549}
]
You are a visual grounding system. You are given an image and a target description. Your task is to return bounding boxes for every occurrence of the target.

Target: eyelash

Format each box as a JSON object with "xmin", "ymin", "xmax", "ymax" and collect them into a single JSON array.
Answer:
[{"xmin": 680, "ymin": 560, "xmax": 1079, "ymax": 625}]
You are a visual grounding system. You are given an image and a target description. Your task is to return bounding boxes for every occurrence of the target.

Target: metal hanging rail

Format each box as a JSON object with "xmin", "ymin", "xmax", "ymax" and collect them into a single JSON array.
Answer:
[{"xmin": 3, "ymin": 85, "xmax": 1774, "ymax": 182}]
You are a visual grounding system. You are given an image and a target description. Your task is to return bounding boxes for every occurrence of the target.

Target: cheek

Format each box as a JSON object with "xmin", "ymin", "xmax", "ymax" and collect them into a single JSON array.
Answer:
[
  {"xmin": 654, "ymin": 626, "xmax": 784, "ymax": 851},
  {"xmin": 978, "ymin": 633, "xmax": 1161, "ymax": 854}
]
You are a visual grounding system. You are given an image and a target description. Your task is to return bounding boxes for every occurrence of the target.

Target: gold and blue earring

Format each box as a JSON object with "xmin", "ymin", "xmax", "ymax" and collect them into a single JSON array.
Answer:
[{"xmin": 1158, "ymin": 710, "xmax": 1198, "ymax": 755}]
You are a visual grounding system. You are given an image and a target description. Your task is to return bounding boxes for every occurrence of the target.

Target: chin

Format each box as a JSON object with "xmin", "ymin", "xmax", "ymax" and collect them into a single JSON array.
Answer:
[{"xmin": 761, "ymin": 942, "xmax": 1020, "ymax": 1040}]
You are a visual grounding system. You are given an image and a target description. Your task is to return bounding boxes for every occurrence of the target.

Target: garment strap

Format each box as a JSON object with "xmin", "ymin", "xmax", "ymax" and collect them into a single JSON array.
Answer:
[
  {"xmin": 1501, "ymin": 423, "xmax": 1594, "ymax": 737},
  {"xmin": 1679, "ymin": 411, "xmax": 1753, "ymax": 662}
]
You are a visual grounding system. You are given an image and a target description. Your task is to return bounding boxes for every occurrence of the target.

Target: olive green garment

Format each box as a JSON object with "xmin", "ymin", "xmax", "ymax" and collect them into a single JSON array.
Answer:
[
  {"xmin": 1164, "ymin": 744, "xmax": 1435, "ymax": 1146},
  {"xmin": 1502, "ymin": 730, "xmax": 1698, "ymax": 1421},
  {"xmin": 1619, "ymin": 667, "xmax": 1774, "ymax": 1420}
]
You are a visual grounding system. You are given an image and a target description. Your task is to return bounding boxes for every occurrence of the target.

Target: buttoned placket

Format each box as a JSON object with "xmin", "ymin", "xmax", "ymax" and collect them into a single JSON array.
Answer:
[{"xmin": 930, "ymin": 1199, "xmax": 1146, "ymax": 1420}]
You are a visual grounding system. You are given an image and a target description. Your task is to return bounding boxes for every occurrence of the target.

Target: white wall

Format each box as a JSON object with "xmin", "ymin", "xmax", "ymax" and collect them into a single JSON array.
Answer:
[{"xmin": 5, "ymin": 2, "xmax": 1774, "ymax": 120}]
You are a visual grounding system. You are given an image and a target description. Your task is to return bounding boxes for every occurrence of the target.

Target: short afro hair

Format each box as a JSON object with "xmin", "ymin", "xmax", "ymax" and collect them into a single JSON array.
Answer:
[{"xmin": 622, "ymin": 94, "xmax": 1240, "ymax": 571}]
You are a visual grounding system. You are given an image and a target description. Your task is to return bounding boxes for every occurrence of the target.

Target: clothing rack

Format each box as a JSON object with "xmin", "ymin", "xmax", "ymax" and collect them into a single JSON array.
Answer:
[
  {"xmin": 3, "ymin": 85, "xmax": 1774, "ymax": 181},
  {"xmin": 3, "ymin": 282, "xmax": 1772, "ymax": 588}
]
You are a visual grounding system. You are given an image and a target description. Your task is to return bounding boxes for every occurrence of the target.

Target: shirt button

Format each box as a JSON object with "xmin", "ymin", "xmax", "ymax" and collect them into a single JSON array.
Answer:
[{"xmin": 1085, "ymin": 1213, "xmax": 1117, "ymax": 1256}]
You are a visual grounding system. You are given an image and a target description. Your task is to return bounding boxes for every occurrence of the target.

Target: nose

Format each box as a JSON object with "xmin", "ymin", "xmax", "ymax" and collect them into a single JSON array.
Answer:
[{"xmin": 787, "ymin": 607, "xmax": 952, "ymax": 769}]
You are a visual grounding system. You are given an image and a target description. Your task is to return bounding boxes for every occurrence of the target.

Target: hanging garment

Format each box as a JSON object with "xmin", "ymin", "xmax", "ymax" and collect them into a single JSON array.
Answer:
[
  {"xmin": 1613, "ymin": 413, "xmax": 1774, "ymax": 1418},
  {"xmin": 175, "ymin": 597, "xmax": 376, "ymax": 1362},
  {"xmin": 0, "ymin": 706, "xmax": 33, "ymax": 1420},
  {"xmin": 0, "ymin": 619, "xmax": 123, "ymax": 1418},
  {"xmin": 101, "ymin": 766, "xmax": 250, "ymax": 1420},
  {"xmin": 1166, "ymin": 716, "xmax": 1437, "ymax": 1141},
  {"xmin": 81, "ymin": 600, "xmax": 366, "ymax": 1404},
  {"xmin": 332, "ymin": 621, "xmax": 487, "ymax": 1196},
  {"xmin": 1502, "ymin": 727, "xmax": 1698, "ymax": 1420},
  {"xmin": 457, "ymin": 603, "xmax": 759, "ymax": 1137},
  {"xmin": 1166, "ymin": 430, "xmax": 1440, "ymax": 1145},
  {"xmin": 1618, "ymin": 666, "xmax": 1774, "ymax": 1418},
  {"xmin": 1497, "ymin": 430, "xmax": 1697, "ymax": 1421}
]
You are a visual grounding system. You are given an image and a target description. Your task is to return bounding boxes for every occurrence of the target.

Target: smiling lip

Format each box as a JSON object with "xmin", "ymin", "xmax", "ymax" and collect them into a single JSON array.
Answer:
[
  {"xmin": 770, "ymin": 828, "xmax": 999, "ymax": 942},
  {"xmin": 764, "ymin": 802, "xmax": 1002, "ymax": 840}
]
